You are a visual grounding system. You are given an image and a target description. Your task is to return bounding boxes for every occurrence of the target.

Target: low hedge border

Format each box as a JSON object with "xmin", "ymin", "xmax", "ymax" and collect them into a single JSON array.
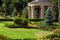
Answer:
[
  {"xmin": 0, "ymin": 19, "xmax": 13, "ymax": 21},
  {"xmin": 0, "ymin": 19, "xmax": 57, "ymax": 22}
]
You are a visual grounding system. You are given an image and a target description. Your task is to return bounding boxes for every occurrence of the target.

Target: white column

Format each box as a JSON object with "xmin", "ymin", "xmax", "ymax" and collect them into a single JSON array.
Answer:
[
  {"xmin": 28, "ymin": 6, "xmax": 31, "ymax": 19},
  {"xmin": 31, "ymin": 6, "xmax": 35, "ymax": 19},
  {"xmin": 40, "ymin": 5, "xmax": 44, "ymax": 19},
  {"xmin": 39, "ymin": 6, "xmax": 41, "ymax": 18}
]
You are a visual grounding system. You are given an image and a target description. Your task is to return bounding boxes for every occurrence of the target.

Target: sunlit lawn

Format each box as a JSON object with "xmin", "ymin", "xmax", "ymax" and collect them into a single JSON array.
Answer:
[{"xmin": 0, "ymin": 21, "xmax": 53, "ymax": 39}]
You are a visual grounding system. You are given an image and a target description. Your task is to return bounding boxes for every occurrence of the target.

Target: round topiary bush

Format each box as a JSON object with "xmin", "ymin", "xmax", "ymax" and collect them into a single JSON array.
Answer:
[
  {"xmin": 14, "ymin": 18, "xmax": 22, "ymax": 25},
  {"xmin": 14, "ymin": 18, "xmax": 28, "ymax": 27}
]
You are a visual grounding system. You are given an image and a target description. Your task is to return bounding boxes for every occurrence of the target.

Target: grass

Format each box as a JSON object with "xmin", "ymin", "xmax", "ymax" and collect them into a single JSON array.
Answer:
[{"xmin": 0, "ymin": 21, "xmax": 53, "ymax": 39}]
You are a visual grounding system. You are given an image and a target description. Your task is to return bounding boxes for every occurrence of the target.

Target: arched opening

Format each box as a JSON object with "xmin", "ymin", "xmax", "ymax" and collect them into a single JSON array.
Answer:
[{"xmin": 35, "ymin": 6, "xmax": 40, "ymax": 18}]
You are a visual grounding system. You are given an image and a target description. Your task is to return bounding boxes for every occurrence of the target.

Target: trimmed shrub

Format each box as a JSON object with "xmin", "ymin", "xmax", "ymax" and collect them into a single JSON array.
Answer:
[
  {"xmin": 14, "ymin": 18, "xmax": 22, "ymax": 25},
  {"xmin": 0, "ymin": 19, "xmax": 13, "ymax": 21},
  {"xmin": 5, "ymin": 23, "xmax": 17, "ymax": 28},
  {"xmin": 14, "ymin": 18, "xmax": 28, "ymax": 27},
  {"xmin": 28, "ymin": 19, "xmax": 43, "ymax": 22}
]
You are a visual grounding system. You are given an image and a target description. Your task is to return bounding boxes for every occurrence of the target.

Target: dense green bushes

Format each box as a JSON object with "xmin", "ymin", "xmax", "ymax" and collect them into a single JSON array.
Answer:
[
  {"xmin": 38, "ymin": 29, "xmax": 60, "ymax": 40},
  {"xmin": 21, "ymin": 7, "xmax": 28, "ymax": 18},
  {"xmin": 14, "ymin": 18, "xmax": 28, "ymax": 27},
  {"xmin": 46, "ymin": 34, "xmax": 60, "ymax": 40},
  {"xmin": 5, "ymin": 22, "xmax": 18, "ymax": 28},
  {"xmin": 54, "ymin": 29, "xmax": 60, "ymax": 34},
  {"xmin": 46, "ymin": 29, "xmax": 60, "ymax": 40}
]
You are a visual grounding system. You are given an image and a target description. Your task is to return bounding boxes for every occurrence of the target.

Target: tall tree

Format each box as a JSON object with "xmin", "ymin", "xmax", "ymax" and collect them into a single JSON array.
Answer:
[
  {"xmin": 5, "ymin": 0, "xmax": 13, "ymax": 16},
  {"xmin": 44, "ymin": 7, "xmax": 54, "ymax": 26},
  {"xmin": 0, "ymin": 0, "xmax": 2, "ymax": 6},
  {"xmin": 58, "ymin": 0, "xmax": 60, "ymax": 23}
]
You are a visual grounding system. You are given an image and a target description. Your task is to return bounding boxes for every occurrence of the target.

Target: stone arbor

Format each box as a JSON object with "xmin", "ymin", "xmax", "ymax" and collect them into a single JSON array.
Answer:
[{"xmin": 28, "ymin": 1, "xmax": 54, "ymax": 19}]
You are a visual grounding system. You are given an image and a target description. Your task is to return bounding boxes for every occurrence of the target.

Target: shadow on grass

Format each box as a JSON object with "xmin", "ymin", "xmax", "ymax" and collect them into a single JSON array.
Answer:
[
  {"xmin": 7, "ymin": 38, "xmax": 37, "ymax": 40},
  {"xmin": 6, "ymin": 25, "xmax": 38, "ymax": 29}
]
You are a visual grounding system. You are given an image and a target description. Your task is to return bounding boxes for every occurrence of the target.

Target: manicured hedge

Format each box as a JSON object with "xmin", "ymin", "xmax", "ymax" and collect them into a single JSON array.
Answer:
[
  {"xmin": 0, "ymin": 19, "xmax": 43, "ymax": 21},
  {"xmin": 28, "ymin": 19, "xmax": 44, "ymax": 21},
  {"xmin": 0, "ymin": 19, "xmax": 13, "ymax": 21},
  {"xmin": 0, "ymin": 19, "xmax": 57, "ymax": 22}
]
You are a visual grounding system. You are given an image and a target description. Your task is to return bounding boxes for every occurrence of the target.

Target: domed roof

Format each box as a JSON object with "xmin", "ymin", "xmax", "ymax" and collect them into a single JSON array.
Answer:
[
  {"xmin": 33, "ymin": 0, "xmax": 50, "ymax": 2},
  {"xmin": 28, "ymin": 0, "xmax": 53, "ymax": 5}
]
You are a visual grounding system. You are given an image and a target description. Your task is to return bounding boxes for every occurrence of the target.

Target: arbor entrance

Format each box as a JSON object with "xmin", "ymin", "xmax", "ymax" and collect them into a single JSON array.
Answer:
[{"xmin": 28, "ymin": 0, "xmax": 55, "ymax": 19}]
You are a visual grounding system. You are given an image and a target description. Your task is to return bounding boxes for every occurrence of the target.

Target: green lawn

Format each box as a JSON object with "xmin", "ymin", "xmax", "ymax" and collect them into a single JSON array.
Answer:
[{"xmin": 0, "ymin": 21, "xmax": 53, "ymax": 39}]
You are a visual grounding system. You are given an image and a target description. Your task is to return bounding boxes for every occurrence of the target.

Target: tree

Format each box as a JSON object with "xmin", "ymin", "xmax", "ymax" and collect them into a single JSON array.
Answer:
[
  {"xmin": 0, "ymin": 0, "xmax": 2, "ymax": 6},
  {"xmin": 15, "ymin": 0, "xmax": 23, "ymax": 16},
  {"xmin": 44, "ymin": 7, "xmax": 54, "ymax": 26},
  {"xmin": 50, "ymin": 0, "xmax": 58, "ymax": 20},
  {"xmin": 21, "ymin": 7, "xmax": 28, "ymax": 19},
  {"xmin": 5, "ymin": 0, "xmax": 12, "ymax": 16},
  {"xmin": 58, "ymin": 0, "xmax": 60, "ymax": 24}
]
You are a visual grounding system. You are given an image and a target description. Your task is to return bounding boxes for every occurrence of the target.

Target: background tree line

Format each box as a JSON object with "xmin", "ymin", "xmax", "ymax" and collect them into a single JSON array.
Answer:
[
  {"xmin": 0, "ymin": 0, "xmax": 32, "ymax": 16},
  {"xmin": 0, "ymin": 0, "xmax": 58, "ymax": 20}
]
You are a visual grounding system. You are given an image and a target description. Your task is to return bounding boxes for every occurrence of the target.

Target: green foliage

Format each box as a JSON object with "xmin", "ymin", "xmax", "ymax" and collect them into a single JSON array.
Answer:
[
  {"xmin": 0, "ymin": 0, "xmax": 58, "ymax": 20},
  {"xmin": 37, "ymin": 21, "xmax": 49, "ymax": 30},
  {"xmin": 54, "ymin": 29, "xmax": 60, "ymax": 35},
  {"xmin": 0, "ymin": 0, "xmax": 32, "ymax": 17},
  {"xmin": 0, "ymin": 34, "xmax": 8, "ymax": 40},
  {"xmin": 14, "ymin": 18, "xmax": 22, "ymax": 25},
  {"xmin": 37, "ymin": 21, "xmax": 45, "ymax": 28},
  {"xmin": 21, "ymin": 7, "xmax": 28, "ymax": 18},
  {"xmin": 46, "ymin": 29, "xmax": 60, "ymax": 40},
  {"xmin": 5, "ymin": 0, "xmax": 13, "ymax": 16},
  {"xmin": 5, "ymin": 22, "xmax": 15, "ymax": 28},
  {"xmin": 50, "ymin": 0, "xmax": 58, "ymax": 20},
  {"xmin": 44, "ymin": 7, "xmax": 54, "ymax": 26},
  {"xmin": 46, "ymin": 33, "xmax": 60, "ymax": 40},
  {"xmin": 14, "ymin": 18, "xmax": 28, "ymax": 27},
  {"xmin": 0, "ymin": 21, "xmax": 53, "ymax": 40},
  {"xmin": 53, "ymin": 23, "xmax": 60, "ymax": 28}
]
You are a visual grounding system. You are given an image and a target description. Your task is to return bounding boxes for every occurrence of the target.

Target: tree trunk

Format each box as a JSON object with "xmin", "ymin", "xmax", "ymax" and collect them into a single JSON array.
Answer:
[{"xmin": 58, "ymin": 0, "xmax": 60, "ymax": 23}]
